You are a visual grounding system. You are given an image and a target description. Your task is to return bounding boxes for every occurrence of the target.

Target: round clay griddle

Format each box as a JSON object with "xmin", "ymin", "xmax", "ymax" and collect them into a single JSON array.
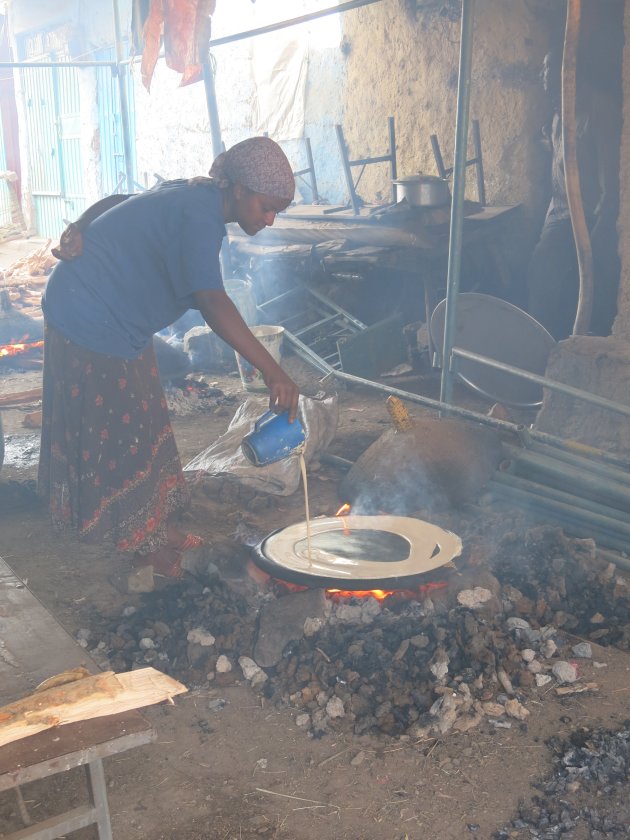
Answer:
[{"xmin": 253, "ymin": 515, "xmax": 462, "ymax": 588}]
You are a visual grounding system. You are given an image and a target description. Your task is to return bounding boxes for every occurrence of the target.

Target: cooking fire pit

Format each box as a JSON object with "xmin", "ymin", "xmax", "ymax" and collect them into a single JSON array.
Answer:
[{"xmin": 253, "ymin": 514, "xmax": 462, "ymax": 589}]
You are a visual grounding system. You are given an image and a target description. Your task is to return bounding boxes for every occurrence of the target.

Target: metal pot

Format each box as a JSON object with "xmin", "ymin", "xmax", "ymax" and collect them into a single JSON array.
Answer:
[{"xmin": 393, "ymin": 175, "xmax": 450, "ymax": 207}]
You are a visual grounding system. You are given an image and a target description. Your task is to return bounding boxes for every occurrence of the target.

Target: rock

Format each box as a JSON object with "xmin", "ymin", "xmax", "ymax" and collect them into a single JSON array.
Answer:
[
  {"xmin": 541, "ymin": 639, "xmax": 557, "ymax": 659},
  {"xmin": 429, "ymin": 647, "xmax": 450, "ymax": 681},
  {"xmin": 326, "ymin": 696, "xmax": 345, "ymax": 719},
  {"xmin": 350, "ymin": 750, "xmax": 368, "ymax": 766},
  {"xmin": 457, "ymin": 587, "xmax": 494, "ymax": 609},
  {"xmin": 527, "ymin": 659, "xmax": 543, "ymax": 674},
  {"xmin": 497, "ymin": 668, "xmax": 514, "ymax": 695},
  {"xmin": 254, "ymin": 589, "xmax": 328, "ymax": 668},
  {"xmin": 187, "ymin": 628, "xmax": 216, "ymax": 647},
  {"xmin": 303, "ymin": 617, "xmax": 325, "ymax": 637},
  {"xmin": 571, "ymin": 642, "xmax": 592, "ymax": 658},
  {"xmin": 521, "ymin": 648, "xmax": 536, "ymax": 662},
  {"xmin": 238, "ymin": 655, "xmax": 261, "ymax": 680},
  {"xmin": 504, "ymin": 698, "xmax": 529, "ymax": 720},
  {"xmin": 216, "ymin": 655, "xmax": 232, "ymax": 673},
  {"xmin": 552, "ymin": 661, "xmax": 578, "ymax": 684},
  {"xmin": 506, "ymin": 617, "xmax": 531, "ymax": 632},
  {"xmin": 535, "ymin": 673, "xmax": 552, "ymax": 687},
  {"xmin": 295, "ymin": 714, "xmax": 310, "ymax": 727},
  {"xmin": 208, "ymin": 698, "xmax": 227, "ymax": 712},
  {"xmin": 409, "ymin": 634, "xmax": 430, "ymax": 648},
  {"xmin": 139, "ymin": 637, "xmax": 156, "ymax": 650},
  {"xmin": 482, "ymin": 702, "xmax": 505, "ymax": 717}
]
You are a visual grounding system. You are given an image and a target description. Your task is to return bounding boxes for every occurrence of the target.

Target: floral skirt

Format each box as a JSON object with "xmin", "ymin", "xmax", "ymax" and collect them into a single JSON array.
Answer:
[{"xmin": 38, "ymin": 324, "xmax": 189, "ymax": 554}]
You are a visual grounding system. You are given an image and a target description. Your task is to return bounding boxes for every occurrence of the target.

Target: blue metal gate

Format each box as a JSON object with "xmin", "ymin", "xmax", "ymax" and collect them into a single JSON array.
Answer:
[
  {"xmin": 18, "ymin": 31, "xmax": 137, "ymax": 238},
  {"xmin": 19, "ymin": 53, "xmax": 87, "ymax": 239}
]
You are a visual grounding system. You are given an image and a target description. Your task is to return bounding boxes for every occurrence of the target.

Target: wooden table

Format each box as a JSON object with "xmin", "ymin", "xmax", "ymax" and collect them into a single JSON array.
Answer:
[{"xmin": 0, "ymin": 556, "xmax": 155, "ymax": 840}]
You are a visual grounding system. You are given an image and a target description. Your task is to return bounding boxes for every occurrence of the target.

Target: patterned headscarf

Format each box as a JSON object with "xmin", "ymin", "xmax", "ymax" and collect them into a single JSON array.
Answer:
[{"xmin": 208, "ymin": 137, "xmax": 295, "ymax": 201}]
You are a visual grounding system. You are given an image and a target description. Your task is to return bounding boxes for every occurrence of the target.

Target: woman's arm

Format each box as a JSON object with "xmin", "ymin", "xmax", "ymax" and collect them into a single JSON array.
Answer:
[{"xmin": 195, "ymin": 288, "xmax": 300, "ymax": 421}]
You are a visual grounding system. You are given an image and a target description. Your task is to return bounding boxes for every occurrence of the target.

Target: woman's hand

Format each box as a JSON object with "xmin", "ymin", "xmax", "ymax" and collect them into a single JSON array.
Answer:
[{"xmin": 264, "ymin": 368, "xmax": 300, "ymax": 422}]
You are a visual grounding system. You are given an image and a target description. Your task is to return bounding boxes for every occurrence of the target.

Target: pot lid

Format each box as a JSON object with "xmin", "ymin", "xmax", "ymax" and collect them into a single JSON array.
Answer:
[
  {"xmin": 254, "ymin": 515, "xmax": 462, "ymax": 588},
  {"xmin": 393, "ymin": 174, "xmax": 447, "ymax": 185}
]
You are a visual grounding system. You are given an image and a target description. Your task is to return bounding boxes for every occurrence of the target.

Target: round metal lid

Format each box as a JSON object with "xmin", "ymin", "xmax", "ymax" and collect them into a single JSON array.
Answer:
[
  {"xmin": 254, "ymin": 515, "xmax": 462, "ymax": 588},
  {"xmin": 430, "ymin": 292, "xmax": 556, "ymax": 408}
]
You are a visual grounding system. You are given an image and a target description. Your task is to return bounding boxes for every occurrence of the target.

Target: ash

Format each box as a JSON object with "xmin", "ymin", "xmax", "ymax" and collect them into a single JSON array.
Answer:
[{"xmin": 495, "ymin": 725, "xmax": 630, "ymax": 839}]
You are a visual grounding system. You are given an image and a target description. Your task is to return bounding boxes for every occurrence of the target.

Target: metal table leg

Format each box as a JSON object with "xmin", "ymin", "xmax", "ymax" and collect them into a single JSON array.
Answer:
[{"xmin": 86, "ymin": 759, "xmax": 113, "ymax": 840}]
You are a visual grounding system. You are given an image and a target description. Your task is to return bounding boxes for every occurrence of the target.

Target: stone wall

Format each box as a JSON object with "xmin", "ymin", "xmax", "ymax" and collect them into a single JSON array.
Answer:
[{"xmin": 341, "ymin": 0, "xmax": 554, "ymax": 240}]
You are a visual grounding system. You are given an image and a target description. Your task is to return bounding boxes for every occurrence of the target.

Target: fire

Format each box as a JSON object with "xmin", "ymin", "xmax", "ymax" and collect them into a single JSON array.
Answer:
[
  {"xmin": 336, "ymin": 503, "xmax": 351, "ymax": 517},
  {"xmin": 0, "ymin": 339, "xmax": 44, "ymax": 358},
  {"xmin": 327, "ymin": 588, "xmax": 393, "ymax": 601}
]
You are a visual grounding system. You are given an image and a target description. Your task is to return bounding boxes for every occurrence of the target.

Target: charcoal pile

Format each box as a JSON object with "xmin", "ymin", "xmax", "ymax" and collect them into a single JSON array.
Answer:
[
  {"xmin": 83, "ymin": 522, "xmax": 629, "ymax": 740},
  {"xmin": 491, "ymin": 526, "xmax": 630, "ymax": 649},
  {"xmin": 495, "ymin": 724, "xmax": 630, "ymax": 839}
]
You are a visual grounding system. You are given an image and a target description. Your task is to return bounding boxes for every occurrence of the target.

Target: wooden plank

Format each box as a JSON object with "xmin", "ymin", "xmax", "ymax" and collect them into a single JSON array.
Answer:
[
  {"xmin": 0, "ymin": 388, "xmax": 43, "ymax": 407},
  {"xmin": 0, "ymin": 713, "xmax": 155, "ymax": 792},
  {"xmin": 0, "ymin": 668, "xmax": 186, "ymax": 747}
]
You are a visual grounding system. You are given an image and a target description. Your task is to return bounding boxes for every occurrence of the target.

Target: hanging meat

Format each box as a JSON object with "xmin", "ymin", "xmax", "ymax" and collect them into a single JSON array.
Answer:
[{"xmin": 141, "ymin": 0, "xmax": 216, "ymax": 92}]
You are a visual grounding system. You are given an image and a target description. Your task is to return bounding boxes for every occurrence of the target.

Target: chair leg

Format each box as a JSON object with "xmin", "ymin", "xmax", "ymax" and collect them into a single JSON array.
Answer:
[
  {"xmin": 472, "ymin": 119, "xmax": 486, "ymax": 206},
  {"xmin": 86, "ymin": 759, "xmax": 113, "ymax": 840},
  {"xmin": 430, "ymin": 134, "xmax": 448, "ymax": 180},
  {"xmin": 335, "ymin": 124, "xmax": 361, "ymax": 215},
  {"xmin": 304, "ymin": 138, "xmax": 319, "ymax": 203},
  {"xmin": 388, "ymin": 116, "xmax": 397, "ymax": 201}
]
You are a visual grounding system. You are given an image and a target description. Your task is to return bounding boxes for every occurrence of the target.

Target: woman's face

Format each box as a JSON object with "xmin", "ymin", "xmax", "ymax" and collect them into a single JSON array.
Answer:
[{"xmin": 233, "ymin": 184, "xmax": 291, "ymax": 235}]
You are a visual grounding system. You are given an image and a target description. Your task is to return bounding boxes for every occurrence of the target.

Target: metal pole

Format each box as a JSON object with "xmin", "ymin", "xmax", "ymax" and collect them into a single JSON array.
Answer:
[
  {"xmin": 451, "ymin": 347, "xmax": 630, "ymax": 419},
  {"xmin": 202, "ymin": 58, "xmax": 223, "ymax": 161},
  {"xmin": 440, "ymin": 0, "xmax": 476, "ymax": 406},
  {"xmin": 208, "ymin": 0, "xmax": 385, "ymax": 48},
  {"xmin": 112, "ymin": 0, "xmax": 134, "ymax": 194}
]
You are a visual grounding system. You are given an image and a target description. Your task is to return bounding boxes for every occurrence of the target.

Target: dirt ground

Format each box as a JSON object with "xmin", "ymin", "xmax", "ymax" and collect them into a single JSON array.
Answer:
[{"xmin": 2, "ymin": 357, "xmax": 630, "ymax": 840}]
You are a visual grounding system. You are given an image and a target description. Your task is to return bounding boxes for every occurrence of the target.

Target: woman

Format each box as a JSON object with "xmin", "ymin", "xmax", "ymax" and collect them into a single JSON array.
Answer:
[{"xmin": 39, "ymin": 136, "xmax": 299, "ymax": 578}]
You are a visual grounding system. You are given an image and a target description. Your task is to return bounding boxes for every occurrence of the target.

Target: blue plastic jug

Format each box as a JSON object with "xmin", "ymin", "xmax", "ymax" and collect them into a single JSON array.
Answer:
[{"xmin": 241, "ymin": 410, "xmax": 305, "ymax": 466}]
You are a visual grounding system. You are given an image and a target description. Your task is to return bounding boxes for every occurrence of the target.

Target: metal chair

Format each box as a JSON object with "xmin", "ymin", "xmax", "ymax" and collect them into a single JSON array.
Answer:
[
  {"xmin": 430, "ymin": 118, "xmax": 486, "ymax": 206},
  {"xmin": 334, "ymin": 117, "xmax": 397, "ymax": 215}
]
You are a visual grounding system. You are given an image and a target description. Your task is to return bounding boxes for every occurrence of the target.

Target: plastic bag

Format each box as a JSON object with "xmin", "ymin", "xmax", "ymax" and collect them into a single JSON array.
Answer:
[{"xmin": 184, "ymin": 393, "xmax": 338, "ymax": 495}]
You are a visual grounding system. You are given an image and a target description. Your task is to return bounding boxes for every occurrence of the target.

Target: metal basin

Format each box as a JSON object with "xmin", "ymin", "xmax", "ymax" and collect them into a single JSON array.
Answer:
[{"xmin": 430, "ymin": 292, "xmax": 556, "ymax": 408}]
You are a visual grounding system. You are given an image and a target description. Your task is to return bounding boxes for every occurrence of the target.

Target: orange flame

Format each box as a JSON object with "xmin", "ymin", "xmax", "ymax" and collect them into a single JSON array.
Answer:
[
  {"xmin": 336, "ymin": 503, "xmax": 351, "ymax": 517},
  {"xmin": 327, "ymin": 588, "xmax": 393, "ymax": 601},
  {"xmin": 0, "ymin": 340, "xmax": 44, "ymax": 358}
]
